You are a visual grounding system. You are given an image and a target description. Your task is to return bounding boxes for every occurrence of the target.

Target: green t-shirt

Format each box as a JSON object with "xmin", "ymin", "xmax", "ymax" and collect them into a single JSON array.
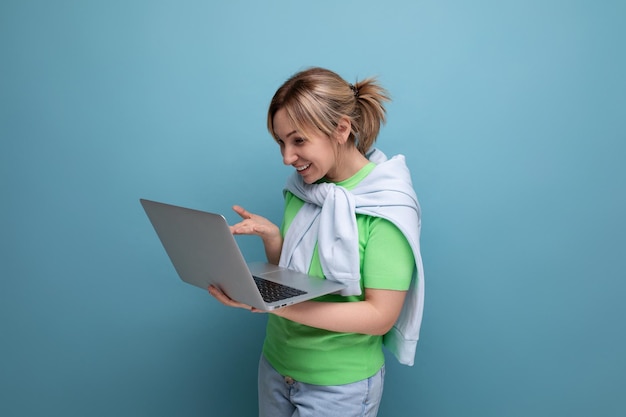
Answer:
[{"xmin": 262, "ymin": 163, "xmax": 415, "ymax": 385}]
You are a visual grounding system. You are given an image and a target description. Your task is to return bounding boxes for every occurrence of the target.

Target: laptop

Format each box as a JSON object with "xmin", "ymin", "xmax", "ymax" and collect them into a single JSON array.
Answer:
[{"xmin": 140, "ymin": 199, "xmax": 346, "ymax": 311}]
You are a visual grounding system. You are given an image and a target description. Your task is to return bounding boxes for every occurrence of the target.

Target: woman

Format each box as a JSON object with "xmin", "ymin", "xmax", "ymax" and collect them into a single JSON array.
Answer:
[{"xmin": 209, "ymin": 67, "xmax": 424, "ymax": 417}]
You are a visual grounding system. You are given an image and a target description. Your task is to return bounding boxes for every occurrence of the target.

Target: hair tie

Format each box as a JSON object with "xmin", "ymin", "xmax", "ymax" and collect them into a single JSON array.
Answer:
[{"xmin": 349, "ymin": 83, "xmax": 359, "ymax": 98}]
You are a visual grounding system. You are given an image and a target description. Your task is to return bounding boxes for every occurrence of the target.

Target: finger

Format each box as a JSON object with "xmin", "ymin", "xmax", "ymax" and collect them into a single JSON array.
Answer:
[
  {"xmin": 208, "ymin": 286, "xmax": 253, "ymax": 310},
  {"xmin": 230, "ymin": 222, "xmax": 258, "ymax": 235},
  {"xmin": 229, "ymin": 220, "xmax": 246, "ymax": 233},
  {"xmin": 208, "ymin": 285, "xmax": 231, "ymax": 303},
  {"xmin": 232, "ymin": 205, "xmax": 252, "ymax": 220}
]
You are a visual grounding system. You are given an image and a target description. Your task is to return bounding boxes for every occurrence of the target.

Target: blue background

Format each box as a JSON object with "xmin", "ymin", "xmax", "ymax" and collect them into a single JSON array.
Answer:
[{"xmin": 1, "ymin": 1, "xmax": 624, "ymax": 416}]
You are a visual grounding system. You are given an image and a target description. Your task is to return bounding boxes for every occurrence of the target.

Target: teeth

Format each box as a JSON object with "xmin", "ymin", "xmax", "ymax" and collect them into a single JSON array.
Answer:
[{"xmin": 296, "ymin": 164, "xmax": 310, "ymax": 171}]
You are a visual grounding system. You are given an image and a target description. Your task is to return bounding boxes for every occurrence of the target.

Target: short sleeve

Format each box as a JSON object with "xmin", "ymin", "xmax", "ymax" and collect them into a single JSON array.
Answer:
[{"xmin": 361, "ymin": 216, "xmax": 415, "ymax": 291}]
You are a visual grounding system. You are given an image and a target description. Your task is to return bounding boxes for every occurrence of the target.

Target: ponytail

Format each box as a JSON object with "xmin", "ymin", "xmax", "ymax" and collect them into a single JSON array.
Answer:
[{"xmin": 351, "ymin": 77, "xmax": 390, "ymax": 155}]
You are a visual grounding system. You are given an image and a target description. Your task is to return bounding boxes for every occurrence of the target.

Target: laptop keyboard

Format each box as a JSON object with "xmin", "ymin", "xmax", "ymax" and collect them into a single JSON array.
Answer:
[{"xmin": 253, "ymin": 276, "xmax": 307, "ymax": 303}]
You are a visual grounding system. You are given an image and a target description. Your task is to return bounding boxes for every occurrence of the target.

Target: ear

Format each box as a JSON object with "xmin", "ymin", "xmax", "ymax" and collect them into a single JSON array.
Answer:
[{"xmin": 334, "ymin": 117, "xmax": 352, "ymax": 145}]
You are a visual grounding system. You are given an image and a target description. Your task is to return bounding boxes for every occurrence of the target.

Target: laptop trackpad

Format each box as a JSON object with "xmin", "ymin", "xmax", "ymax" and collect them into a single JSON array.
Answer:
[{"xmin": 260, "ymin": 268, "xmax": 316, "ymax": 283}]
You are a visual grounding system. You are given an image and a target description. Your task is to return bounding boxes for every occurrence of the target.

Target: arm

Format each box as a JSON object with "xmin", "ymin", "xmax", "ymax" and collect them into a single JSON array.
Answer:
[
  {"xmin": 208, "ymin": 285, "xmax": 407, "ymax": 336},
  {"xmin": 271, "ymin": 218, "xmax": 413, "ymax": 335},
  {"xmin": 270, "ymin": 288, "xmax": 407, "ymax": 335},
  {"xmin": 229, "ymin": 205, "xmax": 283, "ymax": 264}
]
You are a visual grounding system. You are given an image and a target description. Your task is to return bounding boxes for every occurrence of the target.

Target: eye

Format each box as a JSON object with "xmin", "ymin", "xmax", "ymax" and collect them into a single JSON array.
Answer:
[{"xmin": 294, "ymin": 137, "xmax": 305, "ymax": 145}]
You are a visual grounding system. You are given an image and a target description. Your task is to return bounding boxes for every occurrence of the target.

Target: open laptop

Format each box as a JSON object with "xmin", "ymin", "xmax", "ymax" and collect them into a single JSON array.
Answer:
[{"xmin": 140, "ymin": 199, "xmax": 345, "ymax": 311}]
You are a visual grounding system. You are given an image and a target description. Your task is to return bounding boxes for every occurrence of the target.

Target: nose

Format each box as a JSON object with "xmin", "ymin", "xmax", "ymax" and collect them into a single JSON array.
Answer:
[{"xmin": 282, "ymin": 145, "xmax": 297, "ymax": 166}]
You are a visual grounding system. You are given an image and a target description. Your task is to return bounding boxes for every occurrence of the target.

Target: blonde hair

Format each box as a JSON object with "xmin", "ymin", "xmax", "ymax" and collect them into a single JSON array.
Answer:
[{"xmin": 267, "ymin": 67, "xmax": 390, "ymax": 155}]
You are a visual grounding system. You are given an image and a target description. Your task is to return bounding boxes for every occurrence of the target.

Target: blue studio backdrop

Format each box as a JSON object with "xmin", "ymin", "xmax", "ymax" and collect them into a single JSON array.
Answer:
[{"xmin": 1, "ymin": 1, "xmax": 624, "ymax": 416}]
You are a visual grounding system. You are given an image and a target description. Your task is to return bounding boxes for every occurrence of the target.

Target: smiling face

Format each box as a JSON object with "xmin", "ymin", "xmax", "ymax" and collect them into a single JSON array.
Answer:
[{"xmin": 272, "ymin": 108, "xmax": 341, "ymax": 184}]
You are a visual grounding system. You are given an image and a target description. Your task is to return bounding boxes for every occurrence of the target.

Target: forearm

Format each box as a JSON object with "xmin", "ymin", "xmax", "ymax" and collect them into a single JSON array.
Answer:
[
  {"xmin": 263, "ymin": 236, "xmax": 283, "ymax": 265},
  {"xmin": 272, "ymin": 302, "xmax": 387, "ymax": 335},
  {"xmin": 270, "ymin": 289, "xmax": 406, "ymax": 335}
]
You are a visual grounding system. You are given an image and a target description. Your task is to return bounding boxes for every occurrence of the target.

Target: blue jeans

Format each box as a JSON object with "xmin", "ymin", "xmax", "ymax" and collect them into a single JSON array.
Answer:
[{"xmin": 258, "ymin": 355, "xmax": 385, "ymax": 417}]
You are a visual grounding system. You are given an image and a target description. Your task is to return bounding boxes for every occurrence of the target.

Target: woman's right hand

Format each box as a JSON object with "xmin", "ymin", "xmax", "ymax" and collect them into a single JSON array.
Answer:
[{"xmin": 230, "ymin": 205, "xmax": 283, "ymax": 264}]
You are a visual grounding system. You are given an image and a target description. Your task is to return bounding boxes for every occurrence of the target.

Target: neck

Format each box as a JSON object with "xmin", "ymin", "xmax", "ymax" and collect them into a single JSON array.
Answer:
[{"xmin": 326, "ymin": 145, "xmax": 370, "ymax": 182}]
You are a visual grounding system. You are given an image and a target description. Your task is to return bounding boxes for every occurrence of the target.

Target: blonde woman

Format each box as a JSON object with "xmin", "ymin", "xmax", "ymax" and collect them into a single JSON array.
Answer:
[{"xmin": 209, "ymin": 67, "xmax": 424, "ymax": 417}]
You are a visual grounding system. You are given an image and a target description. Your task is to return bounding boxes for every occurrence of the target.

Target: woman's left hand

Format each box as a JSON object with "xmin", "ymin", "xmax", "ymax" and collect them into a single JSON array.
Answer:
[{"xmin": 208, "ymin": 285, "xmax": 264, "ymax": 313}]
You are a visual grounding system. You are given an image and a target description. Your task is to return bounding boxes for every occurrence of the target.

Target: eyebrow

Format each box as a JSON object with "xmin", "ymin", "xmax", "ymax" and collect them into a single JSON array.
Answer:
[{"xmin": 275, "ymin": 130, "xmax": 298, "ymax": 141}]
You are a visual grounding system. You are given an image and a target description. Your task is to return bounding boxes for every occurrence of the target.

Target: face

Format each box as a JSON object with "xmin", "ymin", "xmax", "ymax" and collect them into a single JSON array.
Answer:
[{"xmin": 272, "ymin": 108, "xmax": 341, "ymax": 184}]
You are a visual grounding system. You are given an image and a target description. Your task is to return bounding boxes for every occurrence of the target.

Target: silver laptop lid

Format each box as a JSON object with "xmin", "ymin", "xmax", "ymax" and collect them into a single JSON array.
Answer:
[{"xmin": 140, "ymin": 199, "xmax": 268, "ymax": 308}]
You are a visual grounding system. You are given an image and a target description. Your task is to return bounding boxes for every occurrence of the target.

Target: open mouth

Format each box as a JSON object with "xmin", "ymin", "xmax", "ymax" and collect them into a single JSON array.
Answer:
[{"xmin": 296, "ymin": 163, "xmax": 311, "ymax": 172}]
